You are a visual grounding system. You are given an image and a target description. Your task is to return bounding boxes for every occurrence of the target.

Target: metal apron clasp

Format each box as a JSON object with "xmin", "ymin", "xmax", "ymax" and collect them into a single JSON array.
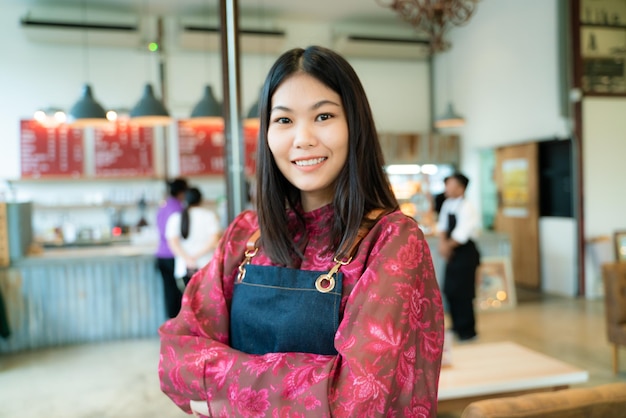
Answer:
[
  {"xmin": 315, "ymin": 256, "xmax": 351, "ymax": 293},
  {"xmin": 236, "ymin": 247, "xmax": 258, "ymax": 283}
]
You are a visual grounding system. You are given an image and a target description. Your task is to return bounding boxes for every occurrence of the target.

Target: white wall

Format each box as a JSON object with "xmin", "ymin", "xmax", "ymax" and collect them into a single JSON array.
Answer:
[
  {"xmin": 433, "ymin": 0, "xmax": 575, "ymax": 293},
  {"xmin": 435, "ymin": 0, "xmax": 626, "ymax": 296},
  {"xmin": 539, "ymin": 217, "xmax": 577, "ymax": 296},
  {"xmin": 436, "ymin": 0, "xmax": 570, "ymax": 205},
  {"xmin": 439, "ymin": 0, "xmax": 626, "ymax": 246},
  {"xmin": 583, "ymin": 98, "xmax": 626, "ymax": 238}
]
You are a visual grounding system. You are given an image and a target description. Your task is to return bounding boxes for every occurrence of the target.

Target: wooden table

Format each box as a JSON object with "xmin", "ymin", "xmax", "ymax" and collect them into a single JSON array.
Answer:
[{"xmin": 438, "ymin": 341, "xmax": 589, "ymax": 412}]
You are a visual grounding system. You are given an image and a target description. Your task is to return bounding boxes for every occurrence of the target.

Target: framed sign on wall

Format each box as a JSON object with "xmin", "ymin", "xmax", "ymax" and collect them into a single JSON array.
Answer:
[{"xmin": 475, "ymin": 256, "xmax": 517, "ymax": 311}]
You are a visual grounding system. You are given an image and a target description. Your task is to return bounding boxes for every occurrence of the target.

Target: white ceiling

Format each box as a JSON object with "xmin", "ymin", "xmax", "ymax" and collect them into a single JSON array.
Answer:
[{"xmin": 14, "ymin": 0, "xmax": 401, "ymax": 24}]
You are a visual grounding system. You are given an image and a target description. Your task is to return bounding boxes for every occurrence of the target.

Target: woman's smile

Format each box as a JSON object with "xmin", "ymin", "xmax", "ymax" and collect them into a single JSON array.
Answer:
[{"xmin": 293, "ymin": 157, "xmax": 328, "ymax": 167}]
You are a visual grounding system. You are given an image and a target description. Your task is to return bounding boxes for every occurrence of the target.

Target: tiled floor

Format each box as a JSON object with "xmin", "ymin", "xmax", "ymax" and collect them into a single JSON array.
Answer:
[{"xmin": 0, "ymin": 290, "xmax": 624, "ymax": 418}]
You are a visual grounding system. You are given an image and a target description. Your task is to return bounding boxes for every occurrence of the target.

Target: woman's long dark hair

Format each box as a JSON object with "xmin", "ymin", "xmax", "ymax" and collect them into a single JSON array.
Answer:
[
  {"xmin": 256, "ymin": 45, "xmax": 398, "ymax": 266},
  {"xmin": 181, "ymin": 187, "xmax": 202, "ymax": 239}
]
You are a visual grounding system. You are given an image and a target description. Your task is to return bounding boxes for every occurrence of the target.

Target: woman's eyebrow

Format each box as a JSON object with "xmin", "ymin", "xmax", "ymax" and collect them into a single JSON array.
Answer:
[
  {"xmin": 270, "ymin": 105, "xmax": 290, "ymax": 113},
  {"xmin": 270, "ymin": 100, "xmax": 341, "ymax": 114},
  {"xmin": 311, "ymin": 100, "xmax": 341, "ymax": 110}
]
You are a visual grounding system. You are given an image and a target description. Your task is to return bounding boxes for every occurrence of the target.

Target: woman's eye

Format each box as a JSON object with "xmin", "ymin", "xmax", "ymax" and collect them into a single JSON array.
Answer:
[
  {"xmin": 317, "ymin": 113, "xmax": 333, "ymax": 122},
  {"xmin": 273, "ymin": 117, "xmax": 291, "ymax": 124}
]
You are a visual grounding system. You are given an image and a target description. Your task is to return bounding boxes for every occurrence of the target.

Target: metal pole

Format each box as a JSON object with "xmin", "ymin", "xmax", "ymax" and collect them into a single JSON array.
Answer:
[
  {"xmin": 157, "ymin": 16, "xmax": 169, "ymax": 180},
  {"xmin": 220, "ymin": 0, "xmax": 246, "ymax": 223},
  {"xmin": 428, "ymin": 53, "xmax": 436, "ymax": 132}
]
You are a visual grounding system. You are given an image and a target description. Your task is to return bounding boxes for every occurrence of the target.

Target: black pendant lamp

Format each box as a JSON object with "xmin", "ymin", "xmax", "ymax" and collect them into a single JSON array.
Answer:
[
  {"xmin": 130, "ymin": 83, "xmax": 172, "ymax": 126},
  {"xmin": 434, "ymin": 102, "xmax": 465, "ymax": 129},
  {"xmin": 189, "ymin": 85, "xmax": 223, "ymax": 125},
  {"xmin": 68, "ymin": 84, "xmax": 110, "ymax": 127}
]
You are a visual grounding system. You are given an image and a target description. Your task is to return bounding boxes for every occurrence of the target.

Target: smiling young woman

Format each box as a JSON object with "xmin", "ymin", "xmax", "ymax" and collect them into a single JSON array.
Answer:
[{"xmin": 159, "ymin": 45, "xmax": 444, "ymax": 418}]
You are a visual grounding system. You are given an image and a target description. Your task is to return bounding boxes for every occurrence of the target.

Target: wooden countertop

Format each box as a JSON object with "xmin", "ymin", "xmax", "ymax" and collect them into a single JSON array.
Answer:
[{"xmin": 11, "ymin": 243, "xmax": 156, "ymax": 265}]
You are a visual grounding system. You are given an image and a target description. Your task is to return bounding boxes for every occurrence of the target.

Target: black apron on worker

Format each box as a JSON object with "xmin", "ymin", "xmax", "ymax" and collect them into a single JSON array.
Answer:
[
  {"xmin": 230, "ymin": 264, "xmax": 343, "ymax": 355},
  {"xmin": 443, "ymin": 212, "xmax": 480, "ymax": 340}
]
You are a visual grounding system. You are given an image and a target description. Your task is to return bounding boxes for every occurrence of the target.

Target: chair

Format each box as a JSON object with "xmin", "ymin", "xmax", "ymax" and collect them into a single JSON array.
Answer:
[
  {"xmin": 602, "ymin": 262, "xmax": 626, "ymax": 374},
  {"xmin": 460, "ymin": 382, "xmax": 626, "ymax": 418}
]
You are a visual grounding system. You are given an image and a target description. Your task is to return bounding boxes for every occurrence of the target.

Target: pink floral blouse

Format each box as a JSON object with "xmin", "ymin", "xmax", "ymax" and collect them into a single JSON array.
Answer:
[{"xmin": 159, "ymin": 204, "xmax": 444, "ymax": 417}]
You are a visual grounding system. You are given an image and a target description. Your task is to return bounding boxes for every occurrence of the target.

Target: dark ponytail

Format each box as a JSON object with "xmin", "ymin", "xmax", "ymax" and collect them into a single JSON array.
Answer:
[
  {"xmin": 180, "ymin": 187, "xmax": 202, "ymax": 239},
  {"xmin": 181, "ymin": 208, "xmax": 191, "ymax": 239}
]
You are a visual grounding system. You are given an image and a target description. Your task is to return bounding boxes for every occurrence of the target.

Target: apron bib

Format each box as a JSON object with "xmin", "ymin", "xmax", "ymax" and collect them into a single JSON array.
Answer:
[{"xmin": 230, "ymin": 264, "xmax": 343, "ymax": 355}]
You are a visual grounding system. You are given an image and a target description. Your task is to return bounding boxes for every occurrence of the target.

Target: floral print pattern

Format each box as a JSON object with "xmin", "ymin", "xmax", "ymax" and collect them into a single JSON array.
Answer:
[{"xmin": 159, "ymin": 205, "xmax": 444, "ymax": 417}]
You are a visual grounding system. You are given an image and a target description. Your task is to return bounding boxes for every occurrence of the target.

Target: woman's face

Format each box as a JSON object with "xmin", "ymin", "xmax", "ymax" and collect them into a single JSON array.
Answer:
[{"xmin": 267, "ymin": 72, "xmax": 349, "ymax": 212}]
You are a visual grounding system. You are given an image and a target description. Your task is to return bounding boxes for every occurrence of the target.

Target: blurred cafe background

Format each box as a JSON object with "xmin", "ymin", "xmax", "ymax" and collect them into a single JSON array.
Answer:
[{"xmin": 2, "ymin": 0, "xmax": 626, "ymax": 416}]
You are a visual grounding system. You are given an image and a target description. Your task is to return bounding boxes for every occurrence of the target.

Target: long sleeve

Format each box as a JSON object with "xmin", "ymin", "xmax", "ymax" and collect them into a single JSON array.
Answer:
[{"xmin": 158, "ymin": 210, "xmax": 444, "ymax": 417}]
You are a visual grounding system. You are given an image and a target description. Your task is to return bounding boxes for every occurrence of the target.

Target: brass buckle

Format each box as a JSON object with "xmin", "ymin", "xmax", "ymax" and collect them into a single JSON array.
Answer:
[
  {"xmin": 236, "ymin": 248, "xmax": 258, "ymax": 283},
  {"xmin": 315, "ymin": 256, "xmax": 351, "ymax": 293}
]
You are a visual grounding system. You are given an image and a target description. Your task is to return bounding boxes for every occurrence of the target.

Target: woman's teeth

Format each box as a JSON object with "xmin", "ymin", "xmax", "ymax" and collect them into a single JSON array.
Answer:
[{"xmin": 294, "ymin": 157, "xmax": 326, "ymax": 166}]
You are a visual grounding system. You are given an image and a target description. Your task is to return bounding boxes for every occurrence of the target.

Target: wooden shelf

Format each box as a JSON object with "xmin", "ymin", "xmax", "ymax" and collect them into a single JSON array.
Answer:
[
  {"xmin": 577, "ymin": 0, "xmax": 626, "ymax": 99},
  {"xmin": 582, "ymin": 91, "xmax": 626, "ymax": 97},
  {"xmin": 581, "ymin": 22, "xmax": 626, "ymax": 29}
]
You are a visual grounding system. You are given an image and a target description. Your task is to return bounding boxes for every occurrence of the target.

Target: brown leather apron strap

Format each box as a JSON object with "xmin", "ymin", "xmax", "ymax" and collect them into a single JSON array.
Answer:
[
  {"xmin": 246, "ymin": 229, "xmax": 261, "ymax": 252},
  {"xmin": 245, "ymin": 208, "xmax": 388, "ymax": 259},
  {"xmin": 237, "ymin": 209, "xmax": 389, "ymax": 286},
  {"xmin": 344, "ymin": 208, "xmax": 387, "ymax": 259}
]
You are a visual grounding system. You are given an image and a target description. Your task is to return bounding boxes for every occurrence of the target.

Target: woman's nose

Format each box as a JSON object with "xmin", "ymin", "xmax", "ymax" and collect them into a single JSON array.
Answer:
[{"xmin": 292, "ymin": 123, "xmax": 316, "ymax": 148}]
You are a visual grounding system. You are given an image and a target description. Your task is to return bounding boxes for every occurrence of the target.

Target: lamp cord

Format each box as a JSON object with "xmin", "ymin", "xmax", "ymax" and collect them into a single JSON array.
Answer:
[{"xmin": 82, "ymin": 0, "xmax": 89, "ymax": 83}]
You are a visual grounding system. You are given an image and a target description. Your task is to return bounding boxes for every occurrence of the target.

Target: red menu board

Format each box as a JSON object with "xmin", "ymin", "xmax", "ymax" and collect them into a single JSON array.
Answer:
[
  {"xmin": 20, "ymin": 120, "xmax": 84, "ymax": 178},
  {"xmin": 94, "ymin": 122, "xmax": 154, "ymax": 177},
  {"xmin": 177, "ymin": 121, "xmax": 258, "ymax": 176},
  {"xmin": 178, "ymin": 121, "xmax": 225, "ymax": 175},
  {"xmin": 243, "ymin": 125, "xmax": 258, "ymax": 176}
]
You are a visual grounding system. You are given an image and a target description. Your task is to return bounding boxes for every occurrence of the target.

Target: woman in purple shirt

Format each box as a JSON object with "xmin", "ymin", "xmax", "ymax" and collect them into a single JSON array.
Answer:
[{"xmin": 156, "ymin": 177, "xmax": 188, "ymax": 318}]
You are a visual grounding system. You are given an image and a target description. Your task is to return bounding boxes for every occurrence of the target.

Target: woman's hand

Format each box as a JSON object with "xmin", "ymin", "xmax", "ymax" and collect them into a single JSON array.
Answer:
[
  {"xmin": 438, "ymin": 239, "xmax": 451, "ymax": 261},
  {"xmin": 184, "ymin": 255, "xmax": 198, "ymax": 269}
]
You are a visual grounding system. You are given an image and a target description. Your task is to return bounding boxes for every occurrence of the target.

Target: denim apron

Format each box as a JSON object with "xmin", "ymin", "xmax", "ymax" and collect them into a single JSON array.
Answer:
[
  {"xmin": 230, "ymin": 263, "xmax": 344, "ymax": 355},
  {"xmin": 230, "ymin": 211, "xmax": 384, "ymax": 356}
]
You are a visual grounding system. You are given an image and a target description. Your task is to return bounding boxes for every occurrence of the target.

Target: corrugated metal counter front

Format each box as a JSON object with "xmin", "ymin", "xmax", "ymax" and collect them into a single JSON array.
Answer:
[{"xmin": 0, "ymin": 244, "xmax": 167, "ymax": 353}]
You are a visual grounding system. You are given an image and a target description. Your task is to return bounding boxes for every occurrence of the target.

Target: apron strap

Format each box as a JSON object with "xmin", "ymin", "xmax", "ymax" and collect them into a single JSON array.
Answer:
[
  {"xmin": 344, "ymin": 208, "xmax": 386, "ymax": 259},
  {"xmin": 236, "ymin": 208, "xmax": 389, "ymax": 286},
  {"xmin": 246, "ymin": 229, "xmax": 261, "ymax": 253},
  {"xmin": 245, "ymin": 208, "xmax": 387, "ymax": 258}
]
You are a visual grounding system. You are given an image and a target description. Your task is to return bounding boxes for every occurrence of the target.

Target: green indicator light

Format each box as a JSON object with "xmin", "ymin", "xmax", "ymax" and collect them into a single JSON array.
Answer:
[{"xmin": 148, "ymin": 42, "xmax": 159, "ymax": 52}]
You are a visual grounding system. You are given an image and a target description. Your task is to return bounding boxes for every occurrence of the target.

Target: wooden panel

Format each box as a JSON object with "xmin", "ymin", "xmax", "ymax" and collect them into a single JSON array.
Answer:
[
  {"xmin": 379, "ymin": 132, "xmax": 459, "ymax": 165},
  {"xmin": 494, "ymin": 143, "xmax": 540, "ymax": 289}
]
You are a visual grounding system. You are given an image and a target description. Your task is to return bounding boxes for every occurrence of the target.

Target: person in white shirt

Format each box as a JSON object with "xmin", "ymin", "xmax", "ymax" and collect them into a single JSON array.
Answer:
[
  {"xmin": 166, "ymin": 187, "xmax": 221, "ymax": 288},
  {"xmin": 437, "ymin": 172, "xmax": 481, "ymax": 341}
]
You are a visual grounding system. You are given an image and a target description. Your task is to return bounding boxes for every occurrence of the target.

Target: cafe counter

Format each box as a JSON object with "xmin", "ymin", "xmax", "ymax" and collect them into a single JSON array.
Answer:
[{"xmin": 0, "ymin": 243, "xmax": 167, "ymax": 353}]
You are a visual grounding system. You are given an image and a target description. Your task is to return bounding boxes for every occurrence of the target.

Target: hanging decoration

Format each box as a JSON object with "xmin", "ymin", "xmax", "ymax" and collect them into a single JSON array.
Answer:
[{"xmin": 377, "ymin": 0, "xmax": 479, "ymax": 52}]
